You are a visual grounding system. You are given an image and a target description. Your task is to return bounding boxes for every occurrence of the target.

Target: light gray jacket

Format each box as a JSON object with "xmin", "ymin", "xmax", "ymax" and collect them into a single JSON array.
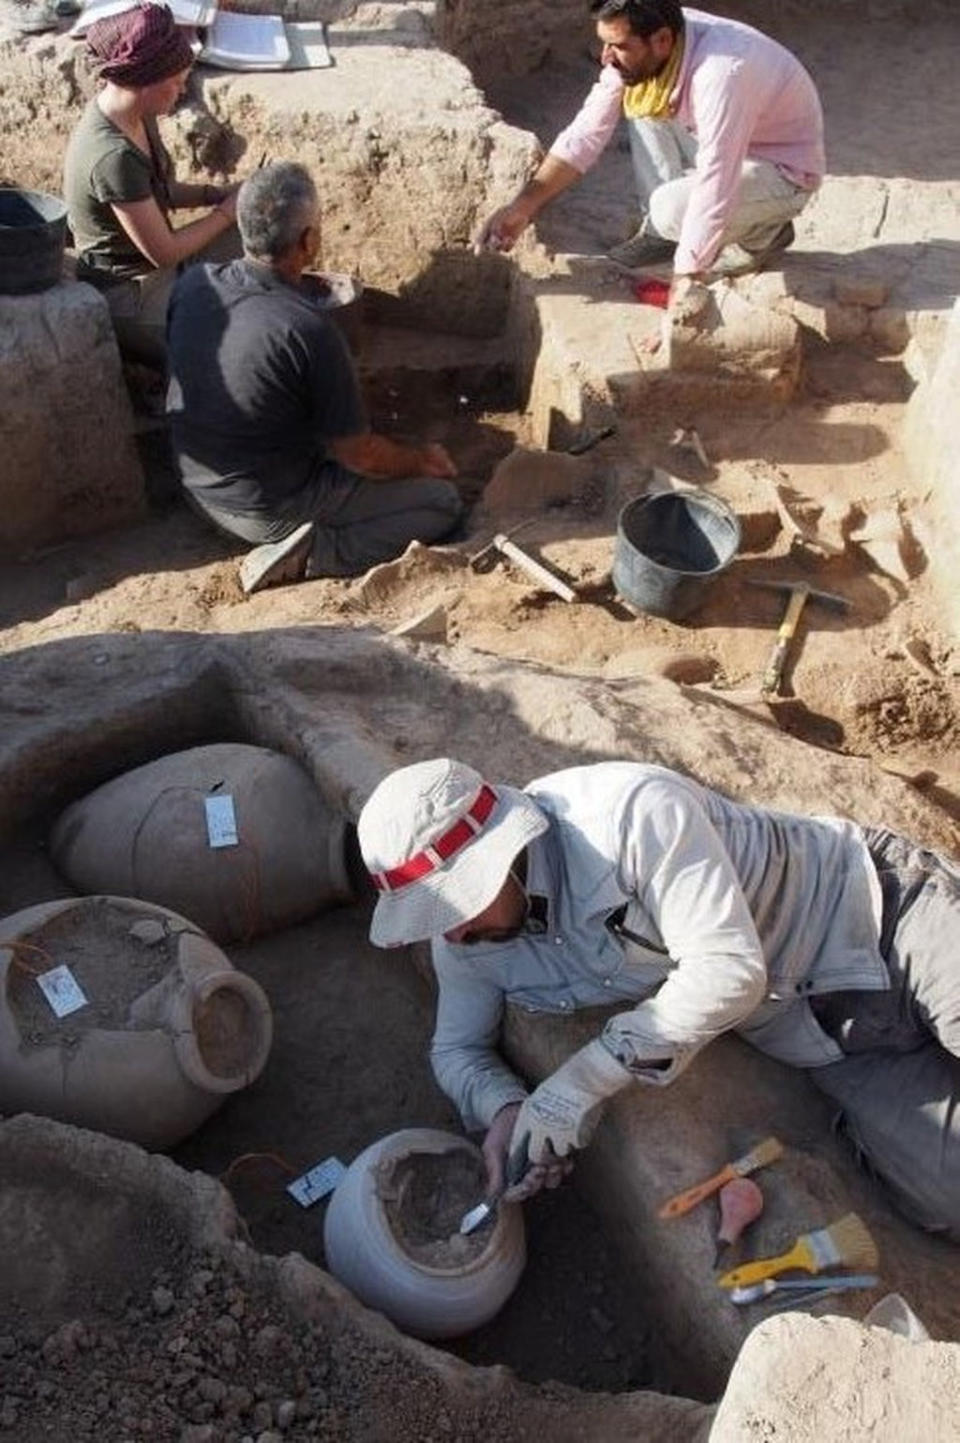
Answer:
[{"xmin": 430, "ymin": 762, "xmax": 886, "ymax": 1131}]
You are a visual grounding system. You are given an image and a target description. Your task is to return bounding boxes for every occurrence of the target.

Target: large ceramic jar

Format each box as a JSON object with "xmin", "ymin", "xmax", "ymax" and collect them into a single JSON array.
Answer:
[
  {"xmin": 50, "ymin": 743, "xmax": 353, "ymax": 942},
  {"xmin": 0, "ymin": 896, "xmax": 272, "ymax": 1149},
  {"xmin": 324, "ymin": 1128, "xmax": 526, "ymax": 1340}
]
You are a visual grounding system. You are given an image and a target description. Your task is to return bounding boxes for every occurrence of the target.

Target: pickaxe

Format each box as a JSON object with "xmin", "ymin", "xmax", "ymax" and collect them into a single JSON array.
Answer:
[{"xmin": 747, "ymin": 579, "xmax": 851, "ymax": 696}]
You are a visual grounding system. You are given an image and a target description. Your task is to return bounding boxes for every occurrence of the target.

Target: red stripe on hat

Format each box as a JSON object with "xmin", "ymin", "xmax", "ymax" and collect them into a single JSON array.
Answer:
[{"xmin": 371, "ymin": 783, "xmax": 498, "ymax": 893}]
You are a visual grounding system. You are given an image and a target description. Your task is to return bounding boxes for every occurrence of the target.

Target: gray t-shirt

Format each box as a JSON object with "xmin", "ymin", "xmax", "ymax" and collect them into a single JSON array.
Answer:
[
  {"xmin": 64, "ymin": 98, "xmax": 172, "ymax": 280},
  {"xmin": 166, "ymin": 259, "xmax": 367, "ymax": 514}
]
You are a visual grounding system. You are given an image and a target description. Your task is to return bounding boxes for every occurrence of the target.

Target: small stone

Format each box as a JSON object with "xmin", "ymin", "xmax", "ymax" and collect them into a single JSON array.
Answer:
[
  {"xmin": 276, "ymin": 1399, "xmax": 297, "ymax": 1429},
  {"xmin": 215, "ymin": 1316, "xmax": 240, "ymax": 1340},
  {"xmin": 130, "ymin": 919, "xmax": 166, "ymax": 945},
  {"xmin": 0, "ymin": 1399, "xmax": 18, "ymax": 1430},
  {"xmin": 252, "ymin": 1325, "xmax": 281, "ymax": 1356},
  {"xmin": 65, "ymin": 574, "xmax": 97, "ymax": 603},
  {"xmin": 198, "ymin": 1378, "xmax": 226, "ymax": 1405},
  {"xmin": 389, "ymin": 600, "xmax": 450, "ymax": 642},
  {"xmin": 252, "ymin": 1401, "xmax": 274, "ymax": 1430},
  {"xmin": 228, "ymin": 1386, "xmax": 253, "ymax": 1414},
  {"xmin": 0, "ymin": 1338, "xmax": 15, "ymax": 1359},
  {"xmin": 256, "ymin": 1434, "xmax": 283, "ymax": 1443},
  {"xmin": 152, "ymin": 1287, "xmax": 175, "ymax": 1317}
]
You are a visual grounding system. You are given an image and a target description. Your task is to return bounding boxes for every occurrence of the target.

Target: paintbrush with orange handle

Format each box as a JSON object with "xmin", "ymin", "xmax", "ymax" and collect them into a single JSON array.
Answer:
[{"xmin": 658, "ymin": 1136, "xmax": 783, "ymax": 1220}]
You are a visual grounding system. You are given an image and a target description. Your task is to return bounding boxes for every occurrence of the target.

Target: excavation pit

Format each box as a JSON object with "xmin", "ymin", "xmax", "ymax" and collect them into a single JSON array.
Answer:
[{"xmin": 0, "ymin": 629, "xmax": 958, "ymax": 1423}]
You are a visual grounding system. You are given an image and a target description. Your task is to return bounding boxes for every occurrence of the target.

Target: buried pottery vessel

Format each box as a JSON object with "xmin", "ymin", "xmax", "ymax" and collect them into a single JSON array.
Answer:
[
  {"xmin": 0, "ymin": 896, "xmax": 273, "ymax": 1149},
  {"xmin": 324, "ymin": 1128, "xmax": 526, "ymax": 1340},
  {"xmin": 50, "ymin": 743, "xmax": 353, "ymax": 942}
]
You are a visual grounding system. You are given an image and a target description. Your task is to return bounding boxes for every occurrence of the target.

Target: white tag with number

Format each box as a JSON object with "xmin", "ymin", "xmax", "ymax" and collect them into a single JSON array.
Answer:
[
  {"xmin": 287, "ymin": 1157, "xmax": 347, "ymax": 1207},
  {"xmin": 205, "ymin": 793, "xmax": 239, "ymax": 848},
  {"xmin": 37, "ymin": 964, "xmax": 88, "ymax": 1018}
]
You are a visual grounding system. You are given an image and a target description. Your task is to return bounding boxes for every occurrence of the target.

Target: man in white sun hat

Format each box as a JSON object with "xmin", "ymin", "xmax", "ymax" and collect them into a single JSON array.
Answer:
[{"xmin": 358, "ymin": 757, "xmax": 960, "ymax": 1235}]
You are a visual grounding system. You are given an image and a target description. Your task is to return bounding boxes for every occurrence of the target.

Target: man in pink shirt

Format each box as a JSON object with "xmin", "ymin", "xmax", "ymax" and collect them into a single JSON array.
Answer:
[{"xmin": 477, "ymin": 1, "xmax": 824, "ymax": 288}]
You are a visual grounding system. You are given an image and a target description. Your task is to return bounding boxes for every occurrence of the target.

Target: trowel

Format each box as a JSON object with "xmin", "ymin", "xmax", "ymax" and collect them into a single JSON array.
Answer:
[{"xmin": 459, "ymin": 1145, "xmax": 530, "ymax": 1235}]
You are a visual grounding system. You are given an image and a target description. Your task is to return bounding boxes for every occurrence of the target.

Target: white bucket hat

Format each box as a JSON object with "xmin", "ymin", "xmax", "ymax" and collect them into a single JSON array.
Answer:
[{"xmin": 358, "ymin": 758, "xmax": 549, "ymax": 947}]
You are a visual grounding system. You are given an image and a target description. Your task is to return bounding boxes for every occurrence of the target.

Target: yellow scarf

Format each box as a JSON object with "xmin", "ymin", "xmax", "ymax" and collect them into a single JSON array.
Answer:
[{"xmin": 621, "ymin": 34, "xmax": 685, "ymax": 120}]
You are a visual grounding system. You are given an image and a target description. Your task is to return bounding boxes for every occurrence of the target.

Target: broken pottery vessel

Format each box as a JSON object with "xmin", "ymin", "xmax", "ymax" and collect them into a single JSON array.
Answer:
[
  {"xmin": 50, "ymin": 743, "xmax": 353, "ymax": 942},
  {"xmin": 0, "ymin": 895, "xmax": 273, "ymax": 1149},
  {"xmin": 324, "ymin": 1128, "xmax": 526, "ymax": 1340}
]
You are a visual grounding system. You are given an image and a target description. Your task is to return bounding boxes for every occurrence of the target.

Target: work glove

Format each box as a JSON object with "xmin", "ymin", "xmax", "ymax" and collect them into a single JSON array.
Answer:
[{"xmin": 507, "ymin": 1038, "xmax": 634, "ymax": 1175}]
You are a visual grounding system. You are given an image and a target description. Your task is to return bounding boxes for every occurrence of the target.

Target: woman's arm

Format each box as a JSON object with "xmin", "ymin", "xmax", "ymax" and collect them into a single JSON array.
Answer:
[
  {"xmin": 167, "ymin": 179, "xmax": 236, "ymax": 210},
  {"xmin": 110, "ymin": 188, "xmax": 236, "ymax": 269}
]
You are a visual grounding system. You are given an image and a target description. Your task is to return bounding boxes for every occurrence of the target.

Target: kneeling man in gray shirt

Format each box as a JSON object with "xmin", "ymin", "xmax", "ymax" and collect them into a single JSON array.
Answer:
[{"xmin": 167, "ymin": 161, "xmax": 463, "ymax": 594}]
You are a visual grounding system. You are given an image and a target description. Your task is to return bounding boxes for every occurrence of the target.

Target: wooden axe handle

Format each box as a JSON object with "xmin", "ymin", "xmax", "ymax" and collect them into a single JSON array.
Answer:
[{"xmin": 761, "ymin": 585, "xmax": 809, "ymax": 695}]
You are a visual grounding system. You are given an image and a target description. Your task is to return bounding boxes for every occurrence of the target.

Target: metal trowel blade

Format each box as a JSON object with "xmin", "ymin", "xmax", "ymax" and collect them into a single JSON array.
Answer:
[{"xmin": 459, "ymin": 1199, "xmax": 496, "ymax": 1235}]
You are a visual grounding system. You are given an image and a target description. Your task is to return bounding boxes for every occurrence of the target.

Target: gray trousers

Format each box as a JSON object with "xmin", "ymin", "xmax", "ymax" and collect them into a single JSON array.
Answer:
[
  {"xmin": 628, "ymin": 117, "xmax": 812, "ymax": 253},
  {"xmin": 189, "ymin": 459, "xmax": 464, "ymax": 579},
  {"xmin": 808, "ymin": 829, "xmax": 960, "ymax": 1237}
]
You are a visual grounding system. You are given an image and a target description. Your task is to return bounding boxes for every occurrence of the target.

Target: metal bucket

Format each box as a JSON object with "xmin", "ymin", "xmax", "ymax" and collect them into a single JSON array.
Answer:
[
  {"xmin": 613, "ymin": 489, "xmax": 740, "ymax": 620},
  {"xmin": 0, "ymin": 187, "xmax": 68, "ymax": 295}
]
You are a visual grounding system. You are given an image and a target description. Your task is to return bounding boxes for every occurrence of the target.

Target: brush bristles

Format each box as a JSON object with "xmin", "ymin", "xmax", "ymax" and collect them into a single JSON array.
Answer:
[
  {"xmin": 829, "ymin": 1212, "xmax": 879, "ymax": 1272},
  {"xmin": 737, "ymin": 1136, "xmax": 784, "ymax": 1173}
]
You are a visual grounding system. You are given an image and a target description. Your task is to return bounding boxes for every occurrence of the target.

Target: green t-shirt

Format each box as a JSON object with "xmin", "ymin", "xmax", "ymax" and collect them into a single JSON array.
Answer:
[{"xmin": 64, "ymin": 98, "xmax": 173, "ymax": 281}]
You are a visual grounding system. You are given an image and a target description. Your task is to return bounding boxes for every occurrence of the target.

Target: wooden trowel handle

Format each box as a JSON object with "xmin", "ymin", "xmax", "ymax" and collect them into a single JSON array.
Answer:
[{"xmin": 659, "ymin": 1163, "xmax": 735, "ymax": 1219}]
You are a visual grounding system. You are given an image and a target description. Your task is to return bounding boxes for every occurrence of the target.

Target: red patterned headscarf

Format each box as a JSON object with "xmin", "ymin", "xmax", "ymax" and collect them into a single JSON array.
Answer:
[{"xmin": 86, "ymin": 4, "xmax": 194, "ymax": 88}]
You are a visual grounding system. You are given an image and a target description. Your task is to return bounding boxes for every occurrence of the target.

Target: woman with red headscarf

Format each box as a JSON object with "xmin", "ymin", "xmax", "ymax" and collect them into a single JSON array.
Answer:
[{"xmin": 64, "ymin": 2, "xmax": 238, "ymax": 364}]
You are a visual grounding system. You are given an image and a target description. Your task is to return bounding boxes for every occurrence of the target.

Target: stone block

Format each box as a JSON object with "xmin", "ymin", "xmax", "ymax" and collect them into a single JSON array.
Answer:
[
  {"xmin": 0, "ymin": 281, "xmax": 144, "ymax": 553},
  {"xmin": 711, "ymin": 1314, "xmax": 960, "ymax": 1441}
]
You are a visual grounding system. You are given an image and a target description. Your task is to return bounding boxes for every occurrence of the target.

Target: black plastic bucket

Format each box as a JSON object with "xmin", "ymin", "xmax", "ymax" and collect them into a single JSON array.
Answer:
[
  {"xmin": 613, "ymin": 489, "xmax": 740, "ymax": 620},
  {"xmin": 0, "ymin": 188, "xmax": 68, "ymax": 296}
]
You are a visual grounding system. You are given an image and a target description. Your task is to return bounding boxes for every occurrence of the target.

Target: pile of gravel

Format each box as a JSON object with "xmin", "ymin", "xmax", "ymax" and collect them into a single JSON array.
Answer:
[{"xmin": 0, "ymin": 1247, "xmax": 525, "ymax": 1443}]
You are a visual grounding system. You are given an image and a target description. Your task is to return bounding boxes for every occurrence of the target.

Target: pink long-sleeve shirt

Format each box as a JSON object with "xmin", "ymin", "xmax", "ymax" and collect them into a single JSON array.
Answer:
[{"xmin": 550, "ymin": 8, "xmax": 825, "ymax": 274}]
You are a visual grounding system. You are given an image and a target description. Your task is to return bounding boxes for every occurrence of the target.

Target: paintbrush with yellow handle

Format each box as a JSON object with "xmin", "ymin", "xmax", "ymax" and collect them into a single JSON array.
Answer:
[
  {"xmin": 658, "ymin": 1136, "xmax": 783, "ymax": 1220},
  {"xmin": 716, "ymin": 1212, "xmax": 878, "ymax": 1289}
]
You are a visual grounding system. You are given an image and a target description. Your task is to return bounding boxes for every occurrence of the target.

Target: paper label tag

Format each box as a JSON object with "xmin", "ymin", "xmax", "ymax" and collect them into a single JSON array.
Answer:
[
  {"xmin": 287, "ymin": 1157, "xmax": 347, "ymax": 1207},
  {"xmin": 205, "ymin": 794, "xmax": 239, "ymax": 848},
  {"xmin": 37, "ymin": 964, "xmax": 88, "ymax": 1018}
]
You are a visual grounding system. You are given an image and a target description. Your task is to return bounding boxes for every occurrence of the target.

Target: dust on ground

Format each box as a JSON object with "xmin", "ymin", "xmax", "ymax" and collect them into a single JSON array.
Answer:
[{"xmin": 8, "ymin": 897, "xmax": 176, "ymax": 1046}]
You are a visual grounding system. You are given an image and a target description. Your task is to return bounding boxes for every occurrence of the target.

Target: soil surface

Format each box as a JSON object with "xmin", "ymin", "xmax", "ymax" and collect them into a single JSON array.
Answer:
[
  {"xmin": 381, "ymin": 1148, "xmax": 493, "ymax": 1267},
  {"xmin": 8, "ymin": 898, "xmax": 177, "ymax": 1046}
]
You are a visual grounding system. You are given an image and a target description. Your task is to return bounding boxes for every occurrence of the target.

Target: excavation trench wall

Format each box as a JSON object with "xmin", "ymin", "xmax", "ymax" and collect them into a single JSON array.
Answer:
[
  {"xmin": 905, "ymin": 299, "xmax": 960, "ymax": 643},
  {"xmin": 0, "ymin": 14, "xmax": 535, "ymax": 339},
  {"xmin": 1, "ymin": 627, "xmax": 958, "ymax": 1403}
]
